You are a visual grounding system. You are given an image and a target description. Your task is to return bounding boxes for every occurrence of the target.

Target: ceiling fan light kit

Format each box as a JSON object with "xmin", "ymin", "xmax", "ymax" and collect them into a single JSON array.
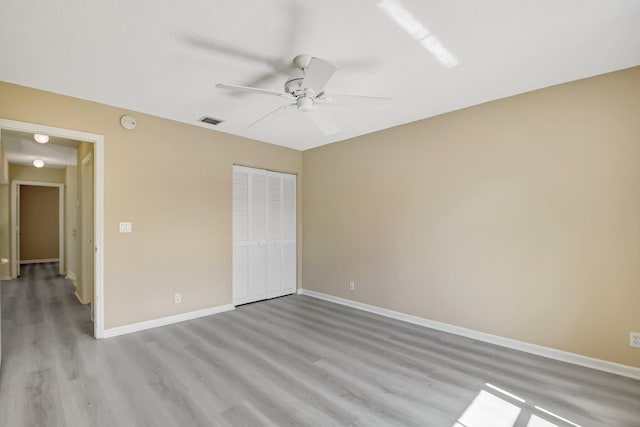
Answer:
[
  {"xmin": 296, "ymin": 96, "xmax": 316, "ymax": 112},
  {"xmin": 216, "ymin": 54, "xmax": 390, "ymax": 136}
]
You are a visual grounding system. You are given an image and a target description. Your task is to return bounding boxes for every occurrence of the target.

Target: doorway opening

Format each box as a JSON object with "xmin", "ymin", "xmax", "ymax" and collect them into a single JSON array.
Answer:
[
  {"xmin": 12, "ymin": 181, "xmax": 65, "ymax": 276},
  {"xmin": 0, "ymin": 119, "xmax": 105, "ymax": 338}
]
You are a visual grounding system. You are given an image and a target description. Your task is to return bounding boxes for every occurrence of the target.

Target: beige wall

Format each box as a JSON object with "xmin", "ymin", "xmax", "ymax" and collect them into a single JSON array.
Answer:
[
  {"xmin": 0, "ymin": 136, "xmax": 8, "ymax": 184},
  {"xmin": 19, "ymin": 185, "xmax": 59, "ymax": 261},
  {"xmin": 10, "ymin": 164, "xmax": 65, "ymax": 183},
  {"xmin": 0, "ymin": 135, "xmax": 8, "ymax": 279},
  {"xmin": 65, "ymin": 166, "xmax": 78, "ymax": 283},
  {"xmin": 0, "ymin": 81, "xmax": 303, "ymax": 329},
  {"xmin": 0, "ymin": 132, "xmax": 6, "ymax": 279},
  {"xmin": 303, "ymin": 67, "xmax": 640, "ymax": 368}
]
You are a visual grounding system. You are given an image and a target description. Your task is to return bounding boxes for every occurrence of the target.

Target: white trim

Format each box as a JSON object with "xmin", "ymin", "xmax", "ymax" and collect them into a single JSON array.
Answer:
[
  {"xmin": 74, "ymin": 291, "xmax": 87, "ymax": 305},
  {"xmin": 0, "ymin": 276, "xmax": 11, "ymax": 281},
  {"xmin": 11, "ymin": 180, "xmax": 65, "ymax": 276},
  {"xmin": 67, "ymin": 270, "xmax": 78, "ymax": 295},
  {"xmin": 297, "ymin": 289, "xmax": 640, "ymax": 380},
  {"xmin": 20, "ymin": 258, "xmax": 60, "ymax": 264},
  {"xmin": 0, "ymin": 118, "xmax": 105, "ymax": 340},
  {"xmin": 102, "ymin": 304, "xmax": 236, "ymax": 338}
]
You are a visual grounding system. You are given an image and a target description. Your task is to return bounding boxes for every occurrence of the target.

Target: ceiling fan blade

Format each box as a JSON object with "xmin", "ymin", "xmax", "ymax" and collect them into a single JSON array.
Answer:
[
  {"xmin": 301, "ymin": 57, "xmax": 338, "ymax": 93},
  {"xmin": 249, "ymin": 103, "xmax": 295, "ymax": 128},
  {"xmin": 216, "ymin": 83, "xmax": 293, "ymax": 98},
  {"xmin": 316, "ymin": 93, "xmax": 392, "ymax": 108},
  {"xmin": 243, "ymin": 72, "xmax": 282, "ymax": 91},
  {"xmin": 184, "ymin": 36, "xmax": 275, "ymax": 65},
  {"xmin": 307, "ymin": 111, "xmax": 340, "ymax": 136},
  {"xmin": 318, "ymin": 93, "xmax": 391, "ymax": 102},
  {"xmin": 332, "ymin": 58, "xmax": 377, "ymax": 70}
]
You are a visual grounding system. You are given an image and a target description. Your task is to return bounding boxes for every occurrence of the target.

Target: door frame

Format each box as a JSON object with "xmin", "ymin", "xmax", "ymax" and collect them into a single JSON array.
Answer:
[
  {"xmin": 11, "ymin": 180, "xmax": 65, "ymax": 275},
  {"xmin": 0, "ymin": 118, "xmax": 105, "ymax": 339}
]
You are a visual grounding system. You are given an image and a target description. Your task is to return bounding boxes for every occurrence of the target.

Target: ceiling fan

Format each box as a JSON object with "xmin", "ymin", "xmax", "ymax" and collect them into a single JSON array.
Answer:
[{"xmin": 216, "ymin": 55, "xmax": 390, "ymax": 136}]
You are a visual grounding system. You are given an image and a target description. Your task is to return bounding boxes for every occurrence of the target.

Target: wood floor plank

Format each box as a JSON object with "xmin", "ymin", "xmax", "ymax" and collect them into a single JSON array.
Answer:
[{"xmin": 1, "ymin": 263, "xmax": 640, "ymax": 426}]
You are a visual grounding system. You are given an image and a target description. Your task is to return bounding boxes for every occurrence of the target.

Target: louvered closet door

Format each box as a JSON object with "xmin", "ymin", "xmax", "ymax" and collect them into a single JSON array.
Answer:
[
  {"xmin": 248, "ymin": 169, "xmax": 267, "ymax": 301},
  {"xmin": 232, "ymin": 167, "xmax": 249, "ymax": 303},
  {"xmin": 281, "ymin": 173, "xmax": 296, "ymax": 294},
  {"xmin": 233, "ymin": 166, "xmax": 296, "ymax": 305},
  {"xmin": 267, "ymin": 173, "xmax": 283, "ymax": 297}
]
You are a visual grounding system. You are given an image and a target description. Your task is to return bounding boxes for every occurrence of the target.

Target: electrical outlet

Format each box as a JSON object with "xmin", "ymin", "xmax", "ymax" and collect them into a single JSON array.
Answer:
[
  {"xmin": 349, "ymin": 280, "xmax": 355, "ymax": 291},
  {"xmin": 174, "ymin": 293, "xmax": 182, "ymax": 304},
  {"xmin": 631, "ymin": 332, "xmax": 640, "ymax": 348}
]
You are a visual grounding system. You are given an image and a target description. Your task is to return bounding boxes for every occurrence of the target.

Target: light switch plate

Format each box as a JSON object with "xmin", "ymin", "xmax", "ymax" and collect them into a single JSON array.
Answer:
[
  {"xmin": 631, "ymin": 332, "xmax": 640, "ymax": 348},
  {"xmin": 119, "ymin": 222, "xmax": 132, "ymax": 233}
]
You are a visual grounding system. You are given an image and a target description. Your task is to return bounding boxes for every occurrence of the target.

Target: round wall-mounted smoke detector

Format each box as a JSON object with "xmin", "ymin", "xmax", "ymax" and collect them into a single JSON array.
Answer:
[{"xmin": 120, "ymin": 115, "xmax": 137, "ymax": 130}]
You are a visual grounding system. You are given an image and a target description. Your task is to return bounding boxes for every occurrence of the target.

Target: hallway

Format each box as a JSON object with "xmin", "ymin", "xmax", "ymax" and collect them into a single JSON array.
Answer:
[{"xmin": 0, "ymin": 263, "xmax": 94, "ymax": 425}]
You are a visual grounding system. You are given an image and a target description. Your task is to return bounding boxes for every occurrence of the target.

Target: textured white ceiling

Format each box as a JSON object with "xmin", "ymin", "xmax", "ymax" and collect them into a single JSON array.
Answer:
[{"xmin": 1, "ymin": 0, "xmax": 639, "ymax": 151}]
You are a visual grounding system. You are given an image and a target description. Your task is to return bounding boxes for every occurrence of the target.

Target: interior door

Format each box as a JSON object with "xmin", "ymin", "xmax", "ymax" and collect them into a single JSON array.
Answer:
[
  {"xmin": 81, "ymin": 152, "xmax": 94, "ymax": 317},
  {"xmin": 15, "ymin": 184, "xmax": 20, "ymax": 277},
  {"xmin": 281, "ymin": 174, "xmax": 296, "ymax": 293},
  {"xmin": 247, "ymin": 169, "xmax": 267, "ymax": 301},
  {"xmin": 267, "ymin": 173, "xmax": 282, "ymax": 297},
  {"xmin": 232, "ymin": 167, "xmax": 249, "ymax": 303}
]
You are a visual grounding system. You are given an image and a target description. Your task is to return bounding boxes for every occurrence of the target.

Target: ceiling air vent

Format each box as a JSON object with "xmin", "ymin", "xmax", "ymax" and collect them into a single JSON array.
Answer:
[{"xmin": 199, "ymin": 116, "xmax": 224, "ymax": 126}]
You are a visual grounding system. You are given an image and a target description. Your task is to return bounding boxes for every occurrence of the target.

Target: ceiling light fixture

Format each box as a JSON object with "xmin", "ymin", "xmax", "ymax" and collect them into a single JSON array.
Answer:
[
  {"xmin": 378, "ymin": 0, "xmax": 459, "ymax": 68},
  {"xmin": 32, "ymin": 159, "xmax": 45, "ymax": 168},
  {"xmin": 34, "ymin": 134, "xmax": 49, "ymax": 143}
]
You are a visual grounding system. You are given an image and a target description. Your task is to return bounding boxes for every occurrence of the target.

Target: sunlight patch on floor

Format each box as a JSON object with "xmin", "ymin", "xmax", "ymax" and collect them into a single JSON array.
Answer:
[{"xmin": 453, "ymin": 383, "xmax": 582, "ymax": 427}]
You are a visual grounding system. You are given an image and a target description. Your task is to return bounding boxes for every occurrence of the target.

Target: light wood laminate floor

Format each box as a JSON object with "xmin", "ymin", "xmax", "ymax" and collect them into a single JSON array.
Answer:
[{"xmin": 1, "ymin": 263, "xmax": 639, "ymax": 426}]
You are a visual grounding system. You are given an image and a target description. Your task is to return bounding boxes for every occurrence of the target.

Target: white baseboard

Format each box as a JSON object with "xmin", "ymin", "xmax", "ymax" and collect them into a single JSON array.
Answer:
[
  {"xmin": 74, "ymin": 291, "xmax": 89, "ymax": 305},
  {"xmin": 0, "ymin": 276, "xmax": 12, "ymax": 281},
  {"xmin": 102, "ymin": 304, "xmax": 236, "ymax": 339},
  {"xmin": 66, "ymin": 270, "xmax": 76, "ymax": 281},
  {"xmin": 297, "ymin": 288, "xmax": 640, "ymax": 380},
  {"xmin": 20, "ymin": 258, "xmax": 59, "ymax": 264}
]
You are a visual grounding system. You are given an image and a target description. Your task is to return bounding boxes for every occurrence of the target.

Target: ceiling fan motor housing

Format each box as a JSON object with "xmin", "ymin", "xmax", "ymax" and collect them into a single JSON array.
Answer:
[{"xmin": 285, "ymin": 77, "xmax": 304, "ymax": 95}]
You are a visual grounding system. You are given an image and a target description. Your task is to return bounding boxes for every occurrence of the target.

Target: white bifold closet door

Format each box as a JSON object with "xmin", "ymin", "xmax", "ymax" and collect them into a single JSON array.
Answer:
[{"xmin": 233, "ymin": 165, "xmax": 296, "ymax": 305}]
